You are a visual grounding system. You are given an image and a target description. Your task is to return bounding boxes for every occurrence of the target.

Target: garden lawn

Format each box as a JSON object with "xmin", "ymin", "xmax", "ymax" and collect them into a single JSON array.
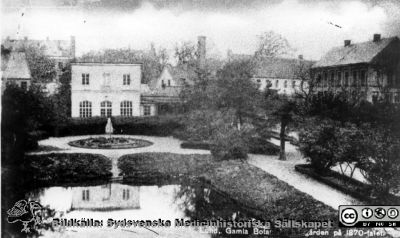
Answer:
[{"xmin": 118, "ymin": 153, "xmax": 337, "ymax": 222}]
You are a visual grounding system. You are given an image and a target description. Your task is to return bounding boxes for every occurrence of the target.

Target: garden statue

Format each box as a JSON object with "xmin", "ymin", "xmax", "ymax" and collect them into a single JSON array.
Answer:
[{"xmin": 105, "ymin": 118, "xmax": 114, "ymax": 138}]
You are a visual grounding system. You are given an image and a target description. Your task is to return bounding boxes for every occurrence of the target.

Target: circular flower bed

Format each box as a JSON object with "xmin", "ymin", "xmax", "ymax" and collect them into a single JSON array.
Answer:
[{"xmin": 68, "ymin": 137, "xmax": 153, "ymax": 149}]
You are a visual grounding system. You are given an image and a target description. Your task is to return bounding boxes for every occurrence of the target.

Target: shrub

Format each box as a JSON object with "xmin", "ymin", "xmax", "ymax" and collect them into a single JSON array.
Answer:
[
  {"xmin": 57, "ymin": 115, "xmax": 182, "ymax": 137},
  {"xmin": 24, "ymin": 153, "xmax": 112, "ymax": 184},
  {"xmin": 210, "ymin": 127, "xmax": 249, "ymax": 161},
  {"xmin": 358, "ymin": 131, "xmax": 400, "ymax": 198},
  {"xmin": 299, "ymin": 119, "xmax": 339, "ymax": 174}
]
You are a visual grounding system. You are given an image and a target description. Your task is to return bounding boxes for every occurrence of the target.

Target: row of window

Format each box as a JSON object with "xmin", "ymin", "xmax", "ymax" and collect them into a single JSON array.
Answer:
[
  {"xmin": 81, "ymin": 189, "xmax": 131, "ymax": 201},
  {"xmin": 316, "ymin": 70, "xmax": 368, "ymax": 88},
  {"xmin": 256, "ymin": 79, "xmax": 304, "ymax": 89},
  {"xmin": 81, "ymin": 74, "xmax": 132, "ymax": 85},
  {"xmin": 79, "ymin": 100, "xmax": 151, "ymax": 117}
]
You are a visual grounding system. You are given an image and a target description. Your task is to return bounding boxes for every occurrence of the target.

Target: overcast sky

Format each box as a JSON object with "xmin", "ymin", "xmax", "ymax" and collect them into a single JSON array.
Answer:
[{"xmin": 2, "ymin": 0, "xmax": 400, "ymax": 60}]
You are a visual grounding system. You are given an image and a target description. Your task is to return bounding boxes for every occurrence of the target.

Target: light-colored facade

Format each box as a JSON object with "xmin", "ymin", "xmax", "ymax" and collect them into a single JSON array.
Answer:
[
  {"xmin": 72, "ymin": 184, "xmax": 140, "ymax": 211},
  {"xmin": 252, "ymin": 77, "xmax": 308, "ymax": 95},
  {"xmin": 71, "ymin": 63, "xmax": 142, "ymax": 118}
]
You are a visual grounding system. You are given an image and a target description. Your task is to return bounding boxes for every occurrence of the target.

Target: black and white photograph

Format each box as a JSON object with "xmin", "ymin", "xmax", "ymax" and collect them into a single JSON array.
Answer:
[{"xmin": 1, "ymin": 0, "xmax": 400, "ymax": 237}]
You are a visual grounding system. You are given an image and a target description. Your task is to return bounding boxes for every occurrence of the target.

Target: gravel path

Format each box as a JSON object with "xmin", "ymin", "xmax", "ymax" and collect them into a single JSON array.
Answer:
[
  {"xmin": 248, "ymin": 138, "xmax": 361, "ymax": 209},
  {"xmin": 31, "ymin": 135, "xmax": 210, "ymax": 177},
  {"xmin": 32, "ymin": 135, "xmax": 360, "ymax": 209}
]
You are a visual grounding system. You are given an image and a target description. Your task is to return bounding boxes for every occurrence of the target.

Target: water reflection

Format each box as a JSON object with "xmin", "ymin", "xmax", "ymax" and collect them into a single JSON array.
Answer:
[{"xmin": 23, "ymin": 180, "xmax": 257, "ymax": 237}]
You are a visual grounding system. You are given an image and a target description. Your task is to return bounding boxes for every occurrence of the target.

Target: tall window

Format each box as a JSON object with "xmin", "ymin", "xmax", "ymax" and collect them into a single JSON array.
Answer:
[
  {"xmin": 122, "ymin": 189, "xmax": 130, "ymax": 200},
  {"xmin": 344, "ymin": 72, "xmax": 349, "ymax": 86},
  {"xmin": 337, "ymin": 72, "xmax": 342, "ymax": 87},
  {"xmin": 144, "ymin": 105, "xmax": 151, "ymax": 116},
  {"xmin": 352, "ymin": 71, "xmax": 358, "ymax": 86},
  {"xmin": 284, "ymin": 81, "xmax": 287, "ymax": 88},
  {"xmin": 316, "ymin": 74, "xmax": 322, "ymax": 87},
  {"xmin": 123, "ymin": 74, "xmax": 131, "ymax": 85},
  {"xmin": 82, "ymin": 189, "xmax": 90, "ymax": 201},
  {"xmin": 330, "ymin": 72, "xmax": 334, "ymax": 87},
  {"xmin": 275, "ymin": 80, "xmax": 279, "ymax": 88},
  {"xmin": 323, "ymin": 72, "xmax": 328, "ymax": 87},
  {"xmin": 82, "ymin": 73, "xmax": 89, "ymax": 85},
  {"xmin": 79, "ymin": 101, "xmax": 92, "ymax": 118},
  {"xmin": 100, "ymin": 101, "xmax": 112, "ymax": 117},
  {"xmin": 120, "ymin": 101, "xmax": 133, "ymax": 117},
  {"xmin": 360, "ymin": 70, "xmax": 367, "ymax": 86},
  {"xmin": 292, "ymin": 81, "xmax": 296, "ymax": 88}
]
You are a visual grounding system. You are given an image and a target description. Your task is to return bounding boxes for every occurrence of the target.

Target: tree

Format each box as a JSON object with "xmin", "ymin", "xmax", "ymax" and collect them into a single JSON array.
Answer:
[
  {"xmin": 25, "ymin": 45, "xmax": 57, "ymax": 84},
  {"xmin": 254, "ymin": 31, "xmax": 292, "ymax": 59},
  {"xmin": 1, "ymin": 84, "xmax": 54, "ymax": 165},
  {"xmin": 215, "ymin": 58, "xmax": 262, "ymax": 130},
  {"xmin": 50, "ymin": 63, "xmax": 72, "ymax": 135},
  {"xmin": 264, "ymin": 90, "xmax": 298, "ymax": 160},
  {"xmin": 174, "ymin": 41, "xmax": 197, "ymax": 67}
]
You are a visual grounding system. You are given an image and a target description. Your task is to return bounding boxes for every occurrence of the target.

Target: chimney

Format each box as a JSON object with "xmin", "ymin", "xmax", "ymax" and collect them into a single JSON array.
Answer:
[
  {"xmin": 24, "ymin": 36, "xmax": 28, "ymax": 41},
  {"xmin": 70, "ymin": 35, "xmax": 76, "ymax": 59},
  {"xmin": 298, "ymin": 54, "xmax": 303, "ymax": 60},
  {"xmin": 344, "ymin": 40, "xmax": 351, "ymax": 47},
  {"xmin": 373, "ymin": 33, "xmax": 381, "ymax": 42},
  {"xmin": 197, "ymin": 36, "xmax": 206, "ymax": 70}
]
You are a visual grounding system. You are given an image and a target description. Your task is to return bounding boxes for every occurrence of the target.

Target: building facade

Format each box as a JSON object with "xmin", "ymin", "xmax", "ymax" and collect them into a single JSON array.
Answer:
[
  {"xmin": 71, "ymin": 63, "xmax": 143, "ymax": 118},
  {"xmin": 311, "ymin": 34, "xmax": 400, "ymax": 103},
  {"xmin": 251, "ymin": 56, "xmax": 313, "ymax": 96}
]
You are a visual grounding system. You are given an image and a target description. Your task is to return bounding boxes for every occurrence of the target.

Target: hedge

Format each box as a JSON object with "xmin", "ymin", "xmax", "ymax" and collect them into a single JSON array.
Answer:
[
  {"xmin": 24, "ymin": 153, "xmax": 112, "ymax": 185},
  {"xmin": 181, "ymin": 137, "xmax": 280, "ymax": 156},
  {"xmin": 295, "ymin": 164, "xmax": 400, "ymax": 204},
  {"xmin": 56, "ymin": 115, "xmax": 183, "ymax": 137}
]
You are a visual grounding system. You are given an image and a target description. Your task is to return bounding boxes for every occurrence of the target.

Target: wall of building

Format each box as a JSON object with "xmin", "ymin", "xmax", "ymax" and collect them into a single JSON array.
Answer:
[
  {"xmin": 312, "ymin": 65, "xmax": 400, "ymax": 103},
  {"xmin": 71, "ymin": 63, "xmax": 142, "ymax": 117},
  {"xmin": 72, "ymin": 184, "xmax": 140, "ymax": 210},
  {"xmin": 252, "ymin": 77, "xmax": 308, "ymax": 95}
]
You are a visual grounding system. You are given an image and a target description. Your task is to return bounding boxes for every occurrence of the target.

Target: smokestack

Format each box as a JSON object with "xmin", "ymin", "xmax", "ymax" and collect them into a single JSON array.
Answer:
[
  {"xmin": 344, "ymin": 40, "xmax": 351, "ymax": 47},
  {"xmin": 70, "ymin": 35, "xmax": 76, "ymax": 59},
  {"xmin": 197, "ymin": 36, "xmax": 206, "ymax": 70},
  {"xmin": 373, "ymin": 34, "xmax": 381, "ymax": 42}
]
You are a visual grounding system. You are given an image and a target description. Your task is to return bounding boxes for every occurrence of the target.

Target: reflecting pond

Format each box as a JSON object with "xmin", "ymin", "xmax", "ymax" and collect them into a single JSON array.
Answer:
[{"xmin": 24, "ymin": 179, "xmax": 259, "ymax": 237}]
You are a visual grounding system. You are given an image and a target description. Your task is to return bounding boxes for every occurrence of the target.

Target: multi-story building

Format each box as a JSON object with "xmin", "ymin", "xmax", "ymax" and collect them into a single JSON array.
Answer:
[
  {"xmin": 71, "ymin": 63, "xmax": 144, "ymax": 118},
  {"xmin": 311, "ymin": 34, "xmax": 400, "ymax": 103},
  {"xmin": 251, "ymin": 56, "xmax": 313, "ymax": 96}
]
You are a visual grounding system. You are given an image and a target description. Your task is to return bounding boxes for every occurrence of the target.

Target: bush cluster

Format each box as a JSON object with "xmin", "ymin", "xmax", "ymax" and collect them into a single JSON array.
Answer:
[{"xmin": 24, "ymin": 153, "xmax": 112, "ymax": 184}]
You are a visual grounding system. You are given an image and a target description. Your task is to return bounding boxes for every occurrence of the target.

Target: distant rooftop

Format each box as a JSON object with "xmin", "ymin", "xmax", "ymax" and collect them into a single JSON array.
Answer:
[
  {"xmin": 313, "ymin": 36, "xmax": 400, "ymax": 68},
  {"xmin": 2, "ymin": 52, "xmax": 31, "ymax": 79}
]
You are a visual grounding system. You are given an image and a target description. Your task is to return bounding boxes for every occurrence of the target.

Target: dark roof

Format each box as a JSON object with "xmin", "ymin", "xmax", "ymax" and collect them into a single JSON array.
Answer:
[
  {"xmin": 253, "ymin": 57, "xmax": 314, "ymax": 79},
  {"xmin": 313, "ymin": 37, "xmax": 399, "ymax": 68},
  {"xmin": 2, "ymin": 52, "xmax": 31, "ymax": 79}
]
